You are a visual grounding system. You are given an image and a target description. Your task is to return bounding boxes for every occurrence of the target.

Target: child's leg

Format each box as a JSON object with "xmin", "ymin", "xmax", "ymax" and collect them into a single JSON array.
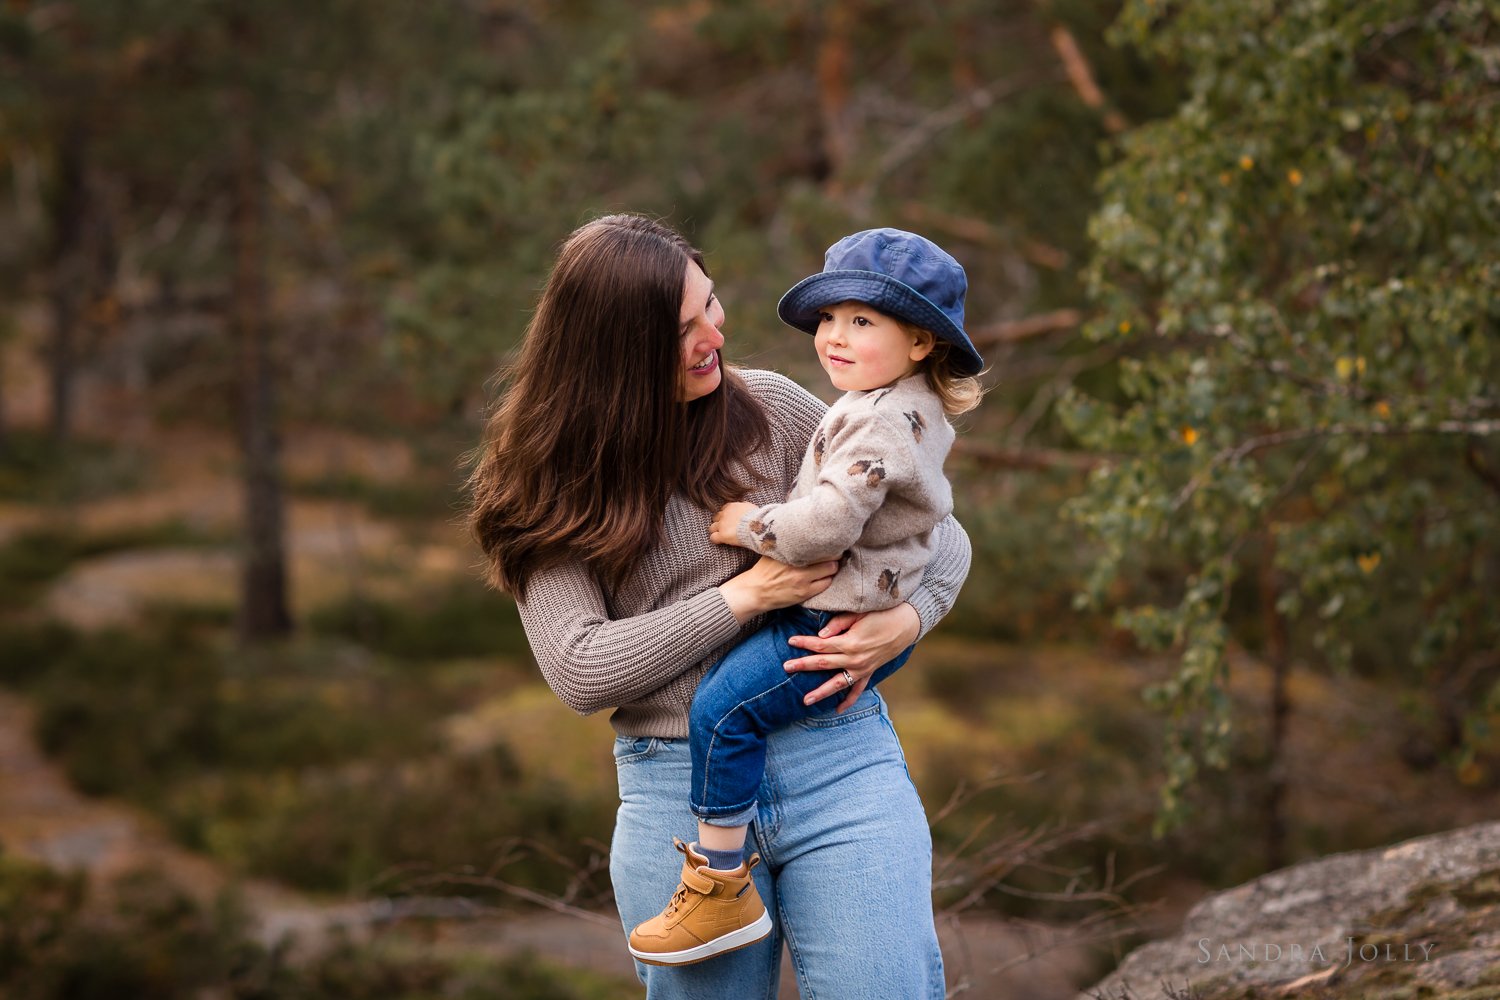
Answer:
[
  {"xmin": 628, "ymin": 610, "xmax": 913, "ymax": 966},
  {"xmin": 695, "ymin": 819, "xmax": 749, "ymax": 872},
  {"xmin": 686, "ymin": 637, "xmax": 913, "ymax": 877},
  {"xmin": 689, "ymin": 606, "xmax": 825, "ymax": 829}
]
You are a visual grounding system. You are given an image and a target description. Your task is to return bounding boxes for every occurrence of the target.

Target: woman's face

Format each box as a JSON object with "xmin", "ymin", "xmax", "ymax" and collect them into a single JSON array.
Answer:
[{"xmin": 678, "ymin": 260, "xmax": 725, "ymax": 402}]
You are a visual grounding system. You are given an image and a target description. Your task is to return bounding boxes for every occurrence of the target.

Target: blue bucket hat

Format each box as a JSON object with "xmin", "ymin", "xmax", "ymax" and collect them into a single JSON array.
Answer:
[{"xmin": 777, "ymin": 228, "xmax": 984, "ymax": 377}]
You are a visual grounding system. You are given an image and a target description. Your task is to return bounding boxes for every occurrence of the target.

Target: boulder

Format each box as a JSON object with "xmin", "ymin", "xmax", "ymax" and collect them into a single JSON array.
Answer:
[{"xmin": 1083, "ymin": 821, "xmax": 1500, "ymax": 999}]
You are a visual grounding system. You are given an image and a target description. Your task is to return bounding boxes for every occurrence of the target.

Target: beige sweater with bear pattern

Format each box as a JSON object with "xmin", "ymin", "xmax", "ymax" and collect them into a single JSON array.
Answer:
[{"xmin": 735, "ymin": 372, "xmax": 954, "ymax": 613}]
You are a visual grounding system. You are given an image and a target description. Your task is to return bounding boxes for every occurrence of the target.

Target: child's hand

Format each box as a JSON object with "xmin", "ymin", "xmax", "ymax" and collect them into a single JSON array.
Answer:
[{"xmin": 709, "ymin": 502, "xmax": 758, "ymax": 546}]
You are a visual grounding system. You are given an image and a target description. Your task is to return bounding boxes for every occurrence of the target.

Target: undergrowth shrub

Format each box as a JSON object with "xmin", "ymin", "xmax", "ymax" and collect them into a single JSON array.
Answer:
[
  {"xmin": 163, "ymin": 746, "xmax": 615, "ymax": 899},
  {"xmin": 0, "ymin": 520, "xmax": 226, "ymax": 610},
  {"xmin": 306, "ymin": 578, "xmax": 532, "ymax": 662},
  {"xmin": 0, "ymin": 857, "xmax": 634, "ymax": 999}
]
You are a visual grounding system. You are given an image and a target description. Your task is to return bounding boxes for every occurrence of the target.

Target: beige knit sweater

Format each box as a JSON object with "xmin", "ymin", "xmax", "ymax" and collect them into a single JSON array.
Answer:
[
  {"xmin": 513, "ymin": 368, "xmax": 972, "ymax": 737},
  {"xmin": 734, "ymin": 373, "xmax": 954, "ymax": 613}
]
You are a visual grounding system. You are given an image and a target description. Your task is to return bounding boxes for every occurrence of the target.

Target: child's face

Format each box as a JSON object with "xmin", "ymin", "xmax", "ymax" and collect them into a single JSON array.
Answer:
[{"xmin": 813, "ymin": 302, "xmax": 933, "ymax": 392}]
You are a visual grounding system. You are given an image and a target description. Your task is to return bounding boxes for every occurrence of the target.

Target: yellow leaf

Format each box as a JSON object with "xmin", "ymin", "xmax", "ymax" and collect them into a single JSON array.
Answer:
[
  {"xmin": 1357, "ymin": 552, "xmax": 1381, "ymax": 574},
  {"xmin": 1180, "ymin": 425, "xmax": 1199, "ymax": 445}
]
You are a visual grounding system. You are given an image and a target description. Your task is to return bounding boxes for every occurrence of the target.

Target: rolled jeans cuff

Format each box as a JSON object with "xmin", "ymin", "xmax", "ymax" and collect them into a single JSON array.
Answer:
[{"xmin": 695, "ymin": 801, "xmax": 759, "ymax": 828}]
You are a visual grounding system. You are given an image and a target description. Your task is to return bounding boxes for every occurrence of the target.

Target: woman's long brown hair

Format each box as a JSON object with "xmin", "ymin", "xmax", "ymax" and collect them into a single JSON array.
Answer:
[{"xmin": 467, "ymin": 215, "xmax": 770, "ymax": 599}]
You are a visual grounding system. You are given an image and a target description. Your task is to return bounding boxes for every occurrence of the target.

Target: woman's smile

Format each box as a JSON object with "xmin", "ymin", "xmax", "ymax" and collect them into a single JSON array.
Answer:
[{"xmin": 678, "ymin": 260, "xmax": 726, "ymax": 401}]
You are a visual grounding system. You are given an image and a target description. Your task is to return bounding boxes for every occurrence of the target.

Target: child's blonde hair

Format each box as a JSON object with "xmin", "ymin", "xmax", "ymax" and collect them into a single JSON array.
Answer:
[{"xmin": 902, "ymin": 322, "xmax": 984, "ymax": 415}]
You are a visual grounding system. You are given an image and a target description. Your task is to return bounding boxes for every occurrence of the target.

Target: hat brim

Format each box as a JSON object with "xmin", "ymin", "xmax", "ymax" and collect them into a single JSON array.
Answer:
[{"xmin": 776, "ymin": 270, "xmax": 984, "ymax": 377}]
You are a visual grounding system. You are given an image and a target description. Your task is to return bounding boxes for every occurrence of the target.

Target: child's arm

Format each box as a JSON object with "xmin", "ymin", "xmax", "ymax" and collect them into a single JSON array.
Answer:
[{"xmin": 728, "ymin": 412, "xmax": 916, "ymax": 566}]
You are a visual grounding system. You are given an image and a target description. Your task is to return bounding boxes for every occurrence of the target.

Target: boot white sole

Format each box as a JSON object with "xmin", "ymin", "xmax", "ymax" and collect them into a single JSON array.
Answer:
[{"xmin": 629, "ymin": 909, "xmax": 774, "ymax": 967}]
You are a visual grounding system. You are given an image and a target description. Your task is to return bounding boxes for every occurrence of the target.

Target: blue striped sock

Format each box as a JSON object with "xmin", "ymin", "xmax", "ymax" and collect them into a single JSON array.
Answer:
[{"xmin": 700, "ymin": 845, "xmax": 745, "ymax": 871}]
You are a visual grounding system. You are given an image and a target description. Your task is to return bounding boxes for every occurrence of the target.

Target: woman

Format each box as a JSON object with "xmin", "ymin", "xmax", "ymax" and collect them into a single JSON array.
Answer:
[{"xmin": 469, "ymin": 214, "xmax": 969, "ymax": 999}]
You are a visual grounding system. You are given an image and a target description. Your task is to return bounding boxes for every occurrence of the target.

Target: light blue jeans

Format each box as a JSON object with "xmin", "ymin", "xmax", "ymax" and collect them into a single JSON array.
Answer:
[{"xmin": 610, "ymin": 689, "xmax": 945, "ymax": 999}]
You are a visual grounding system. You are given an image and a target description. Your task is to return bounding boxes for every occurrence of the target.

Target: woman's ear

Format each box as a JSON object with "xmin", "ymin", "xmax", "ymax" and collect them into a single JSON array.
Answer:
[{"xmin": 908, "ymin": 328, "xmax": 936, "ymax": 363}]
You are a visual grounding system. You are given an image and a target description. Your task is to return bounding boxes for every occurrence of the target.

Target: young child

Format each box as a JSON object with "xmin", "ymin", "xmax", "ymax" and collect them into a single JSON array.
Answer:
[{"xmin": 627, "ymin": 228, "xmax": 985, "ymax": 967}]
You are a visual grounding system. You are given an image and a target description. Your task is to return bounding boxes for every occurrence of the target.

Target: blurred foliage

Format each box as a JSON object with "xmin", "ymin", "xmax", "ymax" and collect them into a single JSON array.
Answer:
[
  {"xmin": 163, "ymin": 744, "xmax": 613, "ymax": 899},
  {"xmin": 0, "ymin": 608, "xmax": 612, "ymax": 899},
  {"xmin": 0, "ymin": 857, "xmax": 634, "ymax": 999},
  {"xmin": 0, "ymin": 0, "xmax": 1187, "ymax": 647},
  {"xmin": 0, "ymin": 519, "xmax": 222, "ymax": 610},
  {"xmin": 306, "ymin": 577, "xmax": 533, "ymax": 663},
  {"xmin": 287, "ymin": 469, "xmax": 463, "ymax": 524},
  {"xmin": 396, "ymin": 0, "xmax": 1181, "ymax": 392},
  {"xmin": 0, "ymin": 429, "xmax": 145, "ymax": 502},
  {"xmin": 1060, "ymin": 0, "xmax": 1500, "ymax": 829},
  {"xmin": 5, "ymin": 620, "xmax": 433, "ymax": 796}
]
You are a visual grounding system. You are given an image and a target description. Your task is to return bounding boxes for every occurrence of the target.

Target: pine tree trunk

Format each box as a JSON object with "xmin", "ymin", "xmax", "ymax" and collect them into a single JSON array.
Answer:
[
  {"xmin": 0, "ymin": 342, "xmax": 8, "ymax": 453},
  {"xmin": 816, "ymin": 1, "xmax": 854, "ymax": 194},
  {"xmin": 47, "ymin": 121, "xmax": 87, "ymax": 446},
  {"xmin": 230, "ymin": 89, "xmax": 293, "ymax": 642},
  {"xmin": 1260, "ymin": 531, "xmax": 1290, "ymax": 871}
]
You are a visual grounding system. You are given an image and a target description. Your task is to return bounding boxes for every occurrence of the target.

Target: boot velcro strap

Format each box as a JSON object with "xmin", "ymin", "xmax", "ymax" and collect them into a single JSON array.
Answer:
[{"xmin": 681, "ymin": 867, "xmax": 716, "ymax": 894}]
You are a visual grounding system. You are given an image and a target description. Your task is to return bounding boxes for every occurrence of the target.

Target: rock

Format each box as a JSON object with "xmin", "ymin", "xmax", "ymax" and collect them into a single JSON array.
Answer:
[{"xmin": 1082, "ymin": 821, "xmax": 1500, "ymax": 1000}]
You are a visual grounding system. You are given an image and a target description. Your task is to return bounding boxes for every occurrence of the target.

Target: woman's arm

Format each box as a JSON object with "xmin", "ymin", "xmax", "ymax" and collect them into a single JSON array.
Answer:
[
  {"xmin": 900, "ymin": 512, "xmax": 972, "ymax": 640},
  {"xmin": 516, "ymin": 555, "xmax": 838, "ymax": 715},
  {"xmin": 783, "ymin": 512, "xmax": 972, "ymax": 710}
]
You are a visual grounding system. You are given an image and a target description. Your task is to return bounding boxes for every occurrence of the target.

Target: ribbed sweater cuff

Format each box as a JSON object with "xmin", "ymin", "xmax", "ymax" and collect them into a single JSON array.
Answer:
[
  {"xmin": 907, "ymin": 588, "xmax": 943, "ymax": 641},
  {"xmin": 684, "ymin": 585, "xmax": 743, "ymax": 650}
]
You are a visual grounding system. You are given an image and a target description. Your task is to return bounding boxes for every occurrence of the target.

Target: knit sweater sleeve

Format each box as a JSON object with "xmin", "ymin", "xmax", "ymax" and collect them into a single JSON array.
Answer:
[
  {"xmin": 514, "ymin": 559, "xmax": 742, "ymax": 716},
  {"xmin": 906, "ymin": 512, "xmax": 970, "ymax": 640},
  {"xmin": 736, "ymin": 408, "xmax": 917, "ymax": 565}
]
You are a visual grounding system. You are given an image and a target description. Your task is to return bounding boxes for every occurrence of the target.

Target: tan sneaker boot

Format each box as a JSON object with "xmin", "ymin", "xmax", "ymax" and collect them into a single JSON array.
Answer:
[{"xmin": 628, "ymin": 838, "xmax": 773, "ymax": 967}]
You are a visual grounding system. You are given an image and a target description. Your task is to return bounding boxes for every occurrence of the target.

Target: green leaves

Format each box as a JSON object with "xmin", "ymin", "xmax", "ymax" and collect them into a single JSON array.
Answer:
[{"xmin": 1065, "ymin": 0, "xmax": 1500, "ymax": 831}]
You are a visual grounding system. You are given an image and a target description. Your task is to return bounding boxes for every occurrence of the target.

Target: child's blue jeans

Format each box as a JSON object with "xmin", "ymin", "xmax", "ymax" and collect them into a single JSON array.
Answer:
[{"xmin": 689, "ymin": 604, "xmax": 915, "ymax": 825}]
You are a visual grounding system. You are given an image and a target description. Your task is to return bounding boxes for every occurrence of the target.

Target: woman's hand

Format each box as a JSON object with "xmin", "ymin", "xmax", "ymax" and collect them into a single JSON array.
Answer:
[
  {"xmin": 785, "ymin": 603, "xmax": 920, "ymax": 713},
  {"xmin": 719, "ymin": 555, "xmax": 838, "ymax": 625},
  {"xmin": 709, "ymin": 501, "xmax": 759, "ymax": 546}
]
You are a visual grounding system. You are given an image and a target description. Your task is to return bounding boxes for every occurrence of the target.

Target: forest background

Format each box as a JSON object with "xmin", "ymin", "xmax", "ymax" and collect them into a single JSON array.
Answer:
[{"xmin": 0, "ymin": 1, "xmax": 1496, "ymax": 997}]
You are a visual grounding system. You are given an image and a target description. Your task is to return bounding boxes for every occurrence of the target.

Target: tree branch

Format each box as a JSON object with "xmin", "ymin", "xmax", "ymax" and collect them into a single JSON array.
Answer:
[
  {"xmin": 1173, "ymin": 419, "xmax": 1500, "ymax": 511},
  {"xmin": 1049, "ymin": 25, "xmax": 1128, "ymax": 133},
  {"xmin": 971, "ymin": 309, "xmax": 1084, "ymax": 347},
  {"xmin": 858, "ymin": 73, "xmax": 1048, "ymax": 201},
  {"xmin": 1001, "ymin": 340, "xmax": 1129, "ymax": 448},
  {"xmin": 1464, "ymin": 439, "xmax": 1500, "ymax": 499},
  {"xmin": 954, "ymin": 439, "xmax": 1107, "ymax": 471},
  {"xmin": 899, "ymin": 202, "xmax": 1071, "ymax": 270}
]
